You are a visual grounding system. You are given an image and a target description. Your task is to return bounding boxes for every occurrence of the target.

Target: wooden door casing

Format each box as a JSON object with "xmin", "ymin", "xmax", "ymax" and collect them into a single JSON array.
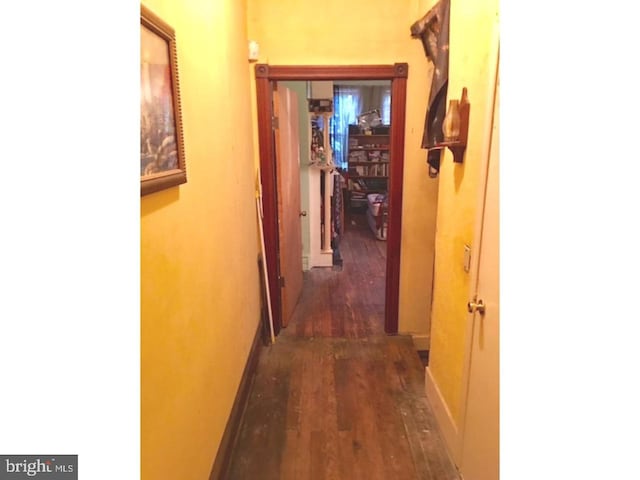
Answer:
[{"xmin": 255, "ymin": 64, "xmax": 408, "ymax": 335}]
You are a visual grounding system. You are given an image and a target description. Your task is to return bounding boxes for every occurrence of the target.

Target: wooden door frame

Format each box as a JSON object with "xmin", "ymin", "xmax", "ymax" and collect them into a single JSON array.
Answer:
[{"xmin": 255, "ymin": 63, "xmax": 408, "ymax": 335}]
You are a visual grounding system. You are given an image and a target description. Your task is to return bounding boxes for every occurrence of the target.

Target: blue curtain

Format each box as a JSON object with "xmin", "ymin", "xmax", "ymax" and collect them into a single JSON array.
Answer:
[
  {"xmin": 331, "ymin": 86, "xmax": 391, "ymax": 169},
  {"xmin": 331, "ymin": 86, "xmax": 361, "ymax": 169}
]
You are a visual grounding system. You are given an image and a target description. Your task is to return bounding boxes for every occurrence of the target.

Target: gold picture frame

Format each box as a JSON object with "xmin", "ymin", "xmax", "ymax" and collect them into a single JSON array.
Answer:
[{"xmin": 140, "ymin": 5, "xmax": 186, "ymax": 196}]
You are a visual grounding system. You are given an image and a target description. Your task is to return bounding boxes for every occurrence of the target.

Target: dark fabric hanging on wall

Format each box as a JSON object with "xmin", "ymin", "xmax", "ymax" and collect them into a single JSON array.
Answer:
[
  {"xmin": 410, "ymin": 0, "xmax": 451, "ymax": 175},
  {"xmin": 332, "ymin": 172, "xmax": 343, "ymax": 239}
]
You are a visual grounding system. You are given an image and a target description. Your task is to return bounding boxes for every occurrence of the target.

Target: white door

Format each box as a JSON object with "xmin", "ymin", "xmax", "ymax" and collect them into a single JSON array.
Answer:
[{"xmin": 460, "ymin": 60, "xmax": 500, "ymax": 480}]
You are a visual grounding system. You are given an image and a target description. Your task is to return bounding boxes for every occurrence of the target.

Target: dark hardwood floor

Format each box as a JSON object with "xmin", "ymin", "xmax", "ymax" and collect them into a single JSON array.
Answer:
[
  {"xmin": 291, "ymin": 212, "xmax": 387, "ymax": 338},
  {"xmin": 227, "ymin": 213, "xmax": 459, "ymax": 479}
]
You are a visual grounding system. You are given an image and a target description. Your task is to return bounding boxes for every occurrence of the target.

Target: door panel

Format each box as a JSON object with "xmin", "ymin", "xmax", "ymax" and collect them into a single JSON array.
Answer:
[
  {"xmin": 274, "ymin": 85, "xmax": 303, "ymax": 328},
  {"xmin": 460, "ymin": 65, "xmax": 499, "ymax": 480}
]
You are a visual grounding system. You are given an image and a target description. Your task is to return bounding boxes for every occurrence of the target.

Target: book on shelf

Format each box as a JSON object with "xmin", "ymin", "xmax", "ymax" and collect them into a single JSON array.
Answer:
[
  {"xmin": 348, "ymin": 150, "xmax": 367, "ymax": 162},
  {"xmin": 368, "ymin": 151, "xmax": 381, "ymax": 162}
]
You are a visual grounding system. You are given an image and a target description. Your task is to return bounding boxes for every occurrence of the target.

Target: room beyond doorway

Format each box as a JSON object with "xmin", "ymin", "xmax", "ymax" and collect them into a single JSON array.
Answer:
[{"xmin": 278, "ymin": 79, "xmax": 391, "ymax": 266}]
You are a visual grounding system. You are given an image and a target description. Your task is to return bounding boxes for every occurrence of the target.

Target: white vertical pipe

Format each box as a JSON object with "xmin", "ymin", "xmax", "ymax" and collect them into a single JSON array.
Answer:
[
  {"xmin": 323, "ymin": 170, "xmax": 332, "ymax": 251},
  {"xmin": 322, "ymin": 113, "xmax": 332, "ymax": 252}
]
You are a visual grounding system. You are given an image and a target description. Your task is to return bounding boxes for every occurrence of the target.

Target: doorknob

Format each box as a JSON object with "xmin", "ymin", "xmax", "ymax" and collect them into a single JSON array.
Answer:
[
  {"xmin": 299, "ymin": 211, "xmax": 307, "ymax": 217},
  {"xmin": 467, "ymin": 298, "xmax": 486, "ymax": 315}
]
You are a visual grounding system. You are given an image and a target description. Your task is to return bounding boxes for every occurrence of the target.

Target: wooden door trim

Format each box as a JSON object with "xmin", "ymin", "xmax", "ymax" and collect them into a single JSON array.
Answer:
[
  {"xmin": 255, "ymin": 73, "xmax": 282, "ymax": 335},
  {"xmin": 255, "ymin": 64, "xmax": 408, "ymax": 335},
  {"xmin": 385, "ymin": 69, "xmax": 407, "ymax": 335}
]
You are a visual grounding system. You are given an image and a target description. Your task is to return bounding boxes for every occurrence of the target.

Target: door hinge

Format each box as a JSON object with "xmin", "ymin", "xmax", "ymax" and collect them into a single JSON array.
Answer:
[
  {"xmin": 272, "ymin": 116, "xmax": 279, "ymax": 130},
  {"xmin": 279, "ymin": 276, "xmax": 285, "ymax": 288}
]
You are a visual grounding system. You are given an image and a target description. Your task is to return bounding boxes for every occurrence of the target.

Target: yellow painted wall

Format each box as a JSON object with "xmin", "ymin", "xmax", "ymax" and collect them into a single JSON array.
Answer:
[
  {"xmin": 428, "ymin": 0, "xmax": 499, "ymax": 423},
  {"xmin": 247, "ymin": 0, "xmax": 440, "ymax": 338},
  {"xmin": 140, "ymin": 0, "xmax": 260, "ymax": 478}
]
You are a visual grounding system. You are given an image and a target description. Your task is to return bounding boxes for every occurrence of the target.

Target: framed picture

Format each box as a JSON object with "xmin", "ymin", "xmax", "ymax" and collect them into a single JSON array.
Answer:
[{"xmin": 140, "ymin": 5, "xmax": 186, "ymax": 196}]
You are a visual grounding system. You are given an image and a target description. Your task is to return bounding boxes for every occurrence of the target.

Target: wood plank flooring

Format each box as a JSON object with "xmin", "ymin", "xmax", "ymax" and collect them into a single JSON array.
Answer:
[
  {"xmin": 292, "ymin": 212, "xmax": 387, "ymax": 338},
  {"xmin": 227, "ymin": 213, "xmax": 459, "ymax": 480}
]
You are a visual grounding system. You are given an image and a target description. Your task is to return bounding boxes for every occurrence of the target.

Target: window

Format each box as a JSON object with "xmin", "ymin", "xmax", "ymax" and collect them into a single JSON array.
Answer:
[
  {"xmin": 381, "ymin": 89, "xmax": 391, "ymax": 125},
  {"xmin": 331, "ymin": 87, "xmax": 362, "ymax": 168},
  {"xmin": 331, "ymin": 84, "xmax": 391, "ymax": 169}
]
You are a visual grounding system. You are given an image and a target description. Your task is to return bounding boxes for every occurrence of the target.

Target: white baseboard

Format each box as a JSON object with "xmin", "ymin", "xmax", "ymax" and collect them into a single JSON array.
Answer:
[
  {"xmin": 425, "ymin": 366, "xmax": 461, "ymax": 465},
  {"xmin": 309, "ymin": 251, "xmax": 333, "ymax": 268},
  {"xmin": 411, "ymin": 334, "xmax": 430, "ymax": 351}
]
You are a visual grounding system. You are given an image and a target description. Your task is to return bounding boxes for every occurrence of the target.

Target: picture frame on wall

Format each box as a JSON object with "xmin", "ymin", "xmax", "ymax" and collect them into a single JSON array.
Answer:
[{"xmin": 140, "ymin": 4, "xmax": 186, "ymax": 196}]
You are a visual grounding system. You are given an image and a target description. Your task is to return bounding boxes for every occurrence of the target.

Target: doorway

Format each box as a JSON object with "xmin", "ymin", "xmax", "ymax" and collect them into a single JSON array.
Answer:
[{"xmin": 255, "ymin": 63, "xmax": 408, "ymax": 335}]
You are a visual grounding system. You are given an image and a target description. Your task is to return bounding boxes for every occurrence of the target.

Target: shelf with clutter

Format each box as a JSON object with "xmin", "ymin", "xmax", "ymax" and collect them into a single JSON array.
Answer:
[
  {"xmin": 345, "ymin": 109, "xmax": 390, "ymax": 241},
  {"xmin": 346, "ymin": 116, "xmax": 390, "ymax": 210},
  {"xmin": 427, "ymin": 87, "xmax": 470, "ymax": 164}
]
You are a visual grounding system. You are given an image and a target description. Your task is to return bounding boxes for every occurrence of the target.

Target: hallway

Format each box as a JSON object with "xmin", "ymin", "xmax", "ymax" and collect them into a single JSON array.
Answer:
[
  {"xmin": 290, "ymin": 211, "xmax": 387, "ymax": 338},
  {"xmin": 227, "ymin": 213, "xmax": 459, "ymax": 479}
]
